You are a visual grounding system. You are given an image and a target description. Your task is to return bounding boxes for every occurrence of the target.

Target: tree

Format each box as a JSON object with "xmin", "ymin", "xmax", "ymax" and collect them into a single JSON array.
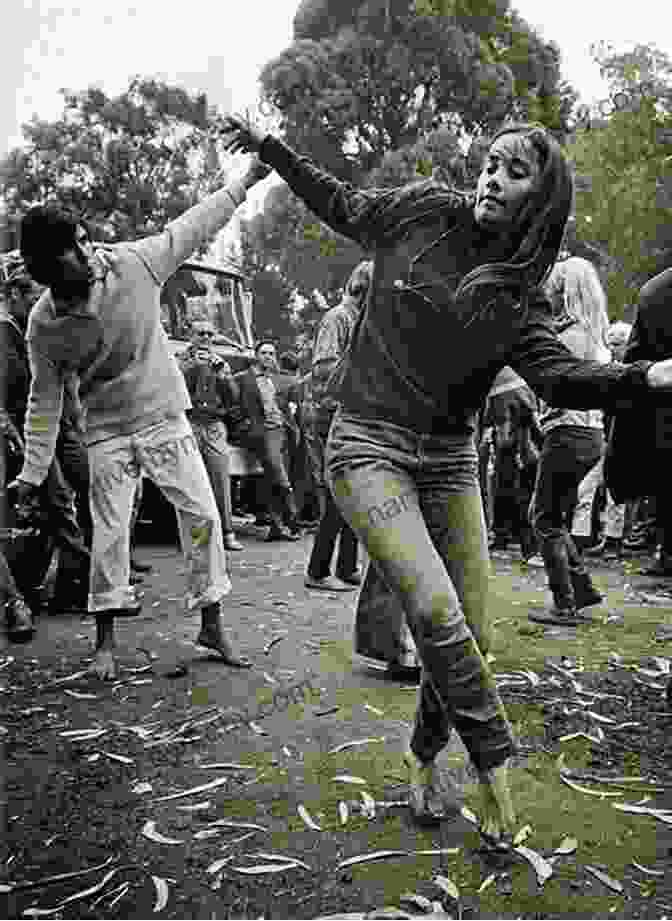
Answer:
[
  {"xmin": 0, "ymin": 78, "xmax": 230, "ymax": 245},
  {"xmin": 566, "ymin": 43, "xmax": 672, "ymax": 317}
]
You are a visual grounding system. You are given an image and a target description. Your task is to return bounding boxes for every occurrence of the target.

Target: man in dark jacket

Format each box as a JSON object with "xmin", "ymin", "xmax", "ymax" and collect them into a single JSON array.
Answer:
[
  {"xmin": 617, "ymin": 268, "xmax": 672, "ymax": 576},
  {"xmin": 0, "ymin": 262, "xmax": 90, "ymax": 614},
  {"xmin": 178, "ymin": 320, "xmax": 243, "ymax": 551},
  {"xmin": 230, "ymin": 340, "xmax": 301, "ymax": 540}
]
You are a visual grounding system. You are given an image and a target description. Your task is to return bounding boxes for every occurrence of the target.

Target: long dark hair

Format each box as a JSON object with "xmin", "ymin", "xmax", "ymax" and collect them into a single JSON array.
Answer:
[{"xmin": 456, "ymin": 123, "xmax": 574, "ymax": 308}]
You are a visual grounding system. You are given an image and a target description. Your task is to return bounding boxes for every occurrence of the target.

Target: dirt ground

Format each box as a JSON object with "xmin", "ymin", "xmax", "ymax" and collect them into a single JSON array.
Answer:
[{"xmin": 2, "ymin": 524, "xmax": 672, "ymax": 920}]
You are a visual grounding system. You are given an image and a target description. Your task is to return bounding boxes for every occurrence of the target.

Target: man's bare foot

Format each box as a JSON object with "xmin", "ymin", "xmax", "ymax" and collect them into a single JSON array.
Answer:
[
  {"xmin": 197, "ymin": 605, "xmax": 251, "ymax": 669},
  {"xmin": 477, "ymin": 761, "xmax": 516, "ymax": 850},
  {"xmin": 91, "ymin": 647, "xmax": 117, "ymax": 681},
  {"xmin": 91, "ymin": 614, "xmax": 117, "ymax": 680}
]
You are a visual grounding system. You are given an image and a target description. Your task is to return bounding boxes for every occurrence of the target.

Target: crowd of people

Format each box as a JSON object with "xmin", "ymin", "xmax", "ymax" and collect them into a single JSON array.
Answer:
[{"xmin": 3, "ymin": 111, "xmax": 672, "ymax": 852}]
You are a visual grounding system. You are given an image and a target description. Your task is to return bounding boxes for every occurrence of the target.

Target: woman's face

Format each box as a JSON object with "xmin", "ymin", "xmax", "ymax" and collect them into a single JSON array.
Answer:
[{"xmin": 474, "ymin": 134, "xmax": 541, "ymax": 231}]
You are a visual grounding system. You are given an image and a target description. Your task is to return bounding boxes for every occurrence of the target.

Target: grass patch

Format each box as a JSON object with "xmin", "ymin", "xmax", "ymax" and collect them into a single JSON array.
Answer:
[{"xmin": 220, "ymin": 567, "xmax": 671, "ymax": 916}]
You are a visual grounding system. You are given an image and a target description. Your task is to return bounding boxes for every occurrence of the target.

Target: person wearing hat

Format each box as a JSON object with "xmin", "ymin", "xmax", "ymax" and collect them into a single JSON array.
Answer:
[{"xmin": 178, "ymin": 319, "xmax": 243, "ymax": 552}]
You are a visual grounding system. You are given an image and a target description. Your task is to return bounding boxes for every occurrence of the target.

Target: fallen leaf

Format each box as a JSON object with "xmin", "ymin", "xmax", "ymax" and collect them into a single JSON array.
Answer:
[
  {"xmin": 2, "ymin": 856, "xmax": 115, "ymax": 894},
  {"xmin": 360, "ymin": 791, "xmax": 376, "ymax": 819},
  {"xmin": 460, "ymin": 805, "xmax": 478, "ymax": 826},
  {"xmin": 612, "ymin": 803, "xmax": 672, "ymax": 824},
  {"xmin": 554, "ymin": 836, "xmax": 578, "ymax": 855},
  {"xmin": 332, "ymin": 775, "xmax": 368, "ymax": 785},
  {"xmin": 141, "ymin": 820, "xmax": 184, "ymax": 845},
  {"xmin": 399, "ymin": 893, "xmax": 433, "ymax": 912},
  {"xmin": 263, "ymin": 635, "xmax": 286, "ymax": 654},
  {"xmin": 198, "ymin": 762, "xmax": 255, "ymax": 770},
  {"xmin": 151, "ymin": 876, "xmax": 169, "ymax": 913},
  {"xmin": 131, "ymin": 782, "xmax": 153, "ymax": 794},
  {"xmin": 47, "ymin": 669, "xmax": 89, "ymax": 685},
  {"xmin": 363, "ymin": 703, "xmax": 385, "ymax": 717},
  {"xmin": 560, "ymin": 775, "xmax": 623, "ymax": 798},
  {"xmin": 153, "ymin": 776, "xmax": 231, "ymax": 802},
  {"xmin": 176, "ymin": 801, "xmax": 211, "ymax": 812},
  {"xmin": 298, "ymin": 804, "xmax": 322, "ymax": 831},
  {"xmin": 585, "ymin": 711, "xmax": 618, "ymax": 725},
  {"xmin": 339, "ymin": 801, "xmax": 349, "ymax": 826},
  {"xmin": 585, "ymin": 865, "xmax": 624, "ymax": 894},
  {"xmin": 22, "ymin": 868, "xmax": 119, "ymax": 916},
  {"xmin": 252, "ymin": 852, "xmax": 312, "ymax": 871},
  {"xmin": 59, "ymin": 728, "xmax": 107, "ymax": 741},
  {"xmin": 514, "ymin": 845, "xmax": 554, "ymax": 886},
  {"xmin": 206, "ymin": 856, "xmax": 234, "ymax": 875},
  {"xmin": 337, "ymin": 851, "xmax": 409, "ymax": 870},
  {"xmin": 329, "ymin": 737, "xmax": 385, "ymax": 755},
  {"xmin": 513, "ymin": 824, "xmax": 533, "ymax": 846},
  {"xmin": 632, "ymin": 860, "xmax": 665, "ymax": 876},
  {"xmin": 434, "ymin": 874, "xmax": 460, "ymax": 900},
  {"xmin": 101, "ymin": 750, "xmax": 135, "ymax": 765},
  {"xmin": 231, "ymin": 863, "xmax": 300, "ymax": 874},
  {"xmin": 200, "ymin": 820, "xmax": 267, "ymax": 832},
  {"xmin": 477, "ymin": 873, "xmax": 496, "ymax": 894},
  {"xmin": 412, "ymin": 849, "xmax": 460, "ymax": 857}
]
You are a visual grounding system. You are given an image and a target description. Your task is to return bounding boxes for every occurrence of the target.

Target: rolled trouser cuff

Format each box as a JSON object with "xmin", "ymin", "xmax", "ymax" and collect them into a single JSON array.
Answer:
[{"xmin": 420, "ymin": 637, "xmax": 515, "ymax": 773}]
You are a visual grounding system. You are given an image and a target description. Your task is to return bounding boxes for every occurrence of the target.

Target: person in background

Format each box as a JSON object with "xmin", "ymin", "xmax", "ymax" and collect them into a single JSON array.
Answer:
[
  {"xmin": 179, "ymin": 320, "xmax": 243, "ymax": 551},
  {"xmin": 617, "ymin": 268, "xmax": 672, "ymax": 577},
  {"xmin": 570, "ymin": 320, "xmax": 633, "ymax": 561},
  {"xmin": 230, "ymin": 340, "xmax": 302, "ymax": 541},
  {"xmin": 9, "ymin": 157, "xmax": 269, "ymax": 678},
  {"xmin": 0, "ymin": 259, "xmax": 91, "ymax": 615},
  {"xmin": 528, "ymin": 256, "xmax": 611, "ymax": 625},
  {"xmin": 483, "ymin": 365, "xmax": 540, "ymax": 561},
  {"xmin": 278, "ymin": 350, "xmax": 315, "ymax": 526},
  {"xmin": 305, "ymin": 262, "xmax": 371, "ymax": 591}
]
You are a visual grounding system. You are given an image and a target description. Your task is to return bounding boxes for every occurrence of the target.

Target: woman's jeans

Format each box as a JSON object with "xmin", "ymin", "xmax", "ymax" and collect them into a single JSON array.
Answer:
[{"xmin": 326, "ymin": 412, "xmax": 514, "ymax": 772}]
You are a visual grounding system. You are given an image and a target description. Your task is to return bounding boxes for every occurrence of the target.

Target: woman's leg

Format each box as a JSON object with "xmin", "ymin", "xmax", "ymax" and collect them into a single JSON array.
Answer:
[{"xmin": 328, "ymin": 431, "xmax": 514, "ymax": 835}]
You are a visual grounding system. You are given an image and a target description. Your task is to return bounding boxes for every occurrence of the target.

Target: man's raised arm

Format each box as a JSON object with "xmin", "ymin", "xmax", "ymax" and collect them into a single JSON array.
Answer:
[{"xmin": 130, "ymin": 157, "xmax": 272, "ymax": 288}]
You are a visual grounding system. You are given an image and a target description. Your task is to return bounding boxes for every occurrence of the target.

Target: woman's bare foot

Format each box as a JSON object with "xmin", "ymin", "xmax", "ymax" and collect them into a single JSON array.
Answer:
[
  {"xmin": 403, "ymin": 747, "xmax": 459, "ymax": 824},
  {"xmin": 91, "ymin": 614, "xmax": 117, "ymax": 681},
  {"xmin": 477, "ymin": 761, "xmax": 516, "ymax": 849}
]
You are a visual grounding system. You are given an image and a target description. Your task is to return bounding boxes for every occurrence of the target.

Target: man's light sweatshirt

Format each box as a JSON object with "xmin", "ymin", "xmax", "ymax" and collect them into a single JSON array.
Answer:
[{"xmin": 20, "ymin": 179, "xmax": 248, "ymax": 486}]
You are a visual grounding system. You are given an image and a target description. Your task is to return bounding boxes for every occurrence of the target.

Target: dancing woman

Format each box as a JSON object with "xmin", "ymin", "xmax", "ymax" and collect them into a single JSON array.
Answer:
[{"xmin": 223, "ymin": 115, "xmax": 672, "ymax": 847}]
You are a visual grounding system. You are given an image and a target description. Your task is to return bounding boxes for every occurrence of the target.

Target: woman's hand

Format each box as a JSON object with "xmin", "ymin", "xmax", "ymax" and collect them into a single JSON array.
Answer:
[
  {"xmin": 222, "ymin": 114, "xmax": 267, "ymax": 156},
  {"xmin": 647, "ymin": 360, "xmax": 672, "ymax": 388}
]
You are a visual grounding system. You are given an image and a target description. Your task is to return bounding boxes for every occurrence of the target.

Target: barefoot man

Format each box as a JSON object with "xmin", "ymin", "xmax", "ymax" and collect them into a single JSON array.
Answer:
[{"xmin": 10, "ymin": 157, "xmax": 271, "ymax": 678}]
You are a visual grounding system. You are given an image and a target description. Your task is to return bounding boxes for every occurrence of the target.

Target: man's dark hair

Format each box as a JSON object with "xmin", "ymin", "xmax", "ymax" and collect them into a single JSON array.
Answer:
[
  {"xmin": 255, "ymin": 338, "xmax": 276, "ymax": 354},
  {"xmin": 19, "ymin": 205, "xmax": 81, "ymax": 285},
  {"xmin": 279, "ymin": 350, "xmax": 299, "ymax": 373}
]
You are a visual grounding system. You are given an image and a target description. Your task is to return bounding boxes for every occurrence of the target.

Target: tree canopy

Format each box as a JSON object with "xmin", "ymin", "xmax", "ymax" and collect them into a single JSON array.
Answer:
[
  {"xmin": 0, "ymin": 78, "xmax": 228, "ymax": 245},
  {"xmin": 238, "ymin": 0, "xmax": 577, "ymax": 346},
  {"xmin": 566, "ymin": 43, "xmax": 672, "ymax": 317}
]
